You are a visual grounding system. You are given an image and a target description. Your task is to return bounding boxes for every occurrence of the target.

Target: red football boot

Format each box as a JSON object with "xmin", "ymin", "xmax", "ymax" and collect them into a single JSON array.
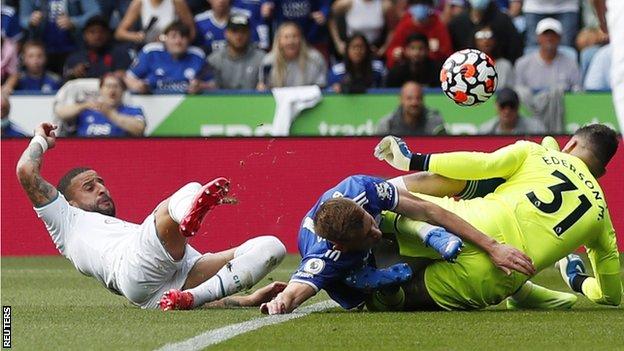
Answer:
[
  {"xmin": 179, "ymin": 177, "xmax": 230, "ymax": 237},
  {"xmin": 159, "ymin": 289, "xmax": 194, "ymax": 311}
]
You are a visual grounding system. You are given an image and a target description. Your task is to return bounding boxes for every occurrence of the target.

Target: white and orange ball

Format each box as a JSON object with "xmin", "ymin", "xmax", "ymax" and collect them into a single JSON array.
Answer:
[{"xmin": 440, "ymin": 49, "xmax": 498, "ymax": 106}]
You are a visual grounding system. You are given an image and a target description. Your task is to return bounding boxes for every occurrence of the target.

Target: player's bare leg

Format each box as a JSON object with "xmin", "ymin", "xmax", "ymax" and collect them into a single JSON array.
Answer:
[{"xmin": 160, "ymin": 236, "xmax": 287, "ymax": 311}]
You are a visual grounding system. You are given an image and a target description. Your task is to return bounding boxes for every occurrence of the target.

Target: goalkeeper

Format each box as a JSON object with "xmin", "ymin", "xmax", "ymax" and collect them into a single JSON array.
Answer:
[{"xmin": 366, "ymin": 124, "xmax": 621, "ymax": 310}]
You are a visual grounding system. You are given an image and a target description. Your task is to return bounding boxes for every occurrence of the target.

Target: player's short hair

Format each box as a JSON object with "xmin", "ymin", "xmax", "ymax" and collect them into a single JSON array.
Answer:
[
  {"xmin": 574, "ymin": 124, "xmax": 619, "ymax": 168},
  {"xmin": 57, "ymin": 167, "xmax": 92, "ymax": 199},
  {"xmin": 313, "ymin": 198, "xmax": 365, "ymax": 244},
  {"xmin": 164, "ymin": 21, "xmax": 191, "ymax": 38}
]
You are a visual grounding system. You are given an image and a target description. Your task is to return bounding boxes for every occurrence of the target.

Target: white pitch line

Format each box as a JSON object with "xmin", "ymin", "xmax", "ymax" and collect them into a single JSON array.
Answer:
[{"xmin": 155, "ymin": 300, "xmax": 338, "ymax": 351}]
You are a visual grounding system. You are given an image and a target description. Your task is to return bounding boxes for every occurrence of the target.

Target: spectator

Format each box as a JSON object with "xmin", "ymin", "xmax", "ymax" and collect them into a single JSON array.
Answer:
[
  {"xmin": 233, "ymin": 0, "xmax": 271, "ymax": 49},
  {"xmin": 523, "ymin": 0, "xmax": 579, "ymax": 48},
  {"xmin": 258, "ymin": 22, "xmax": 327, "ymax": 89},
  {"xmin": 584, "ymin": 44, "xmax": 611, "ymax": 91},
  {"xmin": 328, "ymin": 34, "xmax": 385, "ymax": 93},
  {"xmin": 479, "ymin": 87, "xmax": 546, "ymax": 134},
  {"xmin": 386, "ymin": 33, "xmax": 440, "ymax": 88},
  {"xmin": 1, "ymin": 3, "xmax": 23, "ymax": 42},
  {"xmin": 1, "ymin": 35, "xmax": 19, "ymax": 95},
  {"xmin": 14, "ymin": 41, "xmax": 62, "ymax": 92},
  {"xmin": 64, "ymin": 16, "xmax": 132, "ymax": 81},
  {"xmin": 515, "ymin": 18, "xmax": 581, "ymax": 92},
  {"xmin": 195, "ymin": 0, "xmax": 235, "ymax": 54},
  {"xmin": 261, "ymin": 0, "xmax": 331, "ymax": 58},
  {"xmin": 448, "ymin": 0, "xmax": 523, "ymax": 63},
  {"xmin": 376, "ymin": 81, "xmax": 446, "ymax": 135},
  {"xmin": 1, "ymin": 94, "xmax": 27, "ymax": 137},
  {"xmin": 19, "ymin": 0, "xmax": 101, "ymax": 74},
  {"xmin": 55, "ymin": 73, "xmax": 146, "ymax": 137},
  {"xmin": 385, "ymin": 0, "xmax": 453, "ymax": 68},
  {"xmin": 329, "ymin": 0, "xmax": 394, "ymax": 57},
  {"xmin": 98, "ymin": 0, "xmax": 133, "ymax": 28},
  {"xmin": 115, "ymin": 0, "xmax": 195, "ymax": 45},
  {"xmin": 125, "ymin": 21, "xmax": 207, "ymax": 94},
  {"xmin": 207, "ymin": 15, "xmax": 265, "ymax": 89},
  {"xmin": 439, "ymin": 0, "xmax": 466, "ymax": 24},
  {"xmin": 472, "ymin": 25, "xmax": 514, "ymax": 89}
]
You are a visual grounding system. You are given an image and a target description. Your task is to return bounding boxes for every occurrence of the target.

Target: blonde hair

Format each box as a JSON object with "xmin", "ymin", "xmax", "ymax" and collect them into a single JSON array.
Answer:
[{"xmin": 269, "ymin": 22, "xmax": 309, "ymax": 87}]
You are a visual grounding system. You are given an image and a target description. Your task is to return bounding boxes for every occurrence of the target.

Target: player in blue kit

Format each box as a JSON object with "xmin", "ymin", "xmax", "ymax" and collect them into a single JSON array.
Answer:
[
  {"xmin": 261, "ymin": 175, "xmax": 535, "ymax": 314},
  {"xmin": 125, "ymin": 22, "xmax": 206, "ymax": 94}
]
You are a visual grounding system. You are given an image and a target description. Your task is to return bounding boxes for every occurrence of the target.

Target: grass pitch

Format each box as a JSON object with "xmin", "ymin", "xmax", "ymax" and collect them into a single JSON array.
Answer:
[{"xmin": 2, "ymin": 254, "xmax": 623, "ymax": 351}]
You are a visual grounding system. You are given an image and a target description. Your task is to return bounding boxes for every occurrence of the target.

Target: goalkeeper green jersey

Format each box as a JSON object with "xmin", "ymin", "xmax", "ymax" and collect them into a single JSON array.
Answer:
[{"xmin": 398, "ymin": 140, "xmax": 621, "ymax": 309}]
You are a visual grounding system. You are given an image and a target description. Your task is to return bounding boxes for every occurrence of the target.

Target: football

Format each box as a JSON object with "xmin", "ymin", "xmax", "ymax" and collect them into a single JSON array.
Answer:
[{"xmin": 440, "ymin": 48, "xmax": 498, "ymax": 106}]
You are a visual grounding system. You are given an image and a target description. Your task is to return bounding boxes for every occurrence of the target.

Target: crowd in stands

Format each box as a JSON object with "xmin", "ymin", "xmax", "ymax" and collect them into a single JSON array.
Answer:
[{"xmin": 0, "ymin": 0, "xmax": 614, "ymax": 137}]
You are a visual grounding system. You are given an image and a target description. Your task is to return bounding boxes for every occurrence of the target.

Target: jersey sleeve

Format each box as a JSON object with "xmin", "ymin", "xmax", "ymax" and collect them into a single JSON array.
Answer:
[
  {"xmin": 33, "ymin": 194, "xmax": 79, "ymax": 255},
  {"xmin": 128, "ymin": 50, "xmax": 150, "ymax": 79},
  {"xmin": 582, "ymin": 211, "xmax": 622, "ymax": 306},
  {"xmin": 290, "ymin": 255, "xmax": 349, "ymax": 292},
  {"xmin": 359, "ymin": 176, "xmax": 399, "ymax": 213},
  {"xmin": 427, "ymin": 140, "xmax": 533, "ymax": 180}
]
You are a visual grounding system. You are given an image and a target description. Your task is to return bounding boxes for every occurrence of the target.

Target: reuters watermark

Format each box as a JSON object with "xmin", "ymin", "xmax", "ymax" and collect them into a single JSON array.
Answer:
[{"xmin": 3, "ymin": 306, "xmax": 10, "ymax": 348}]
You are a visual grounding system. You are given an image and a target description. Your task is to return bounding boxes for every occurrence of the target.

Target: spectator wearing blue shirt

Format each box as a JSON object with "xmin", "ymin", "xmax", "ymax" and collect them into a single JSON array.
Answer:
[
  {"xmin": 583, "ymin": 44, "xmax": 611, "ymax": 91},
  {"xmin": 1, "ymin": 4, "xmax": 23, "ymax": 41},
  {"xmin": 327, "ymin": 34, "xmax": 385, "ymax": 93},
  {"xmin": 261, "ymin": 0, "xmax": 331, "ymax": 56},
  {"xmin": 14, "ymin": 41, "xmax": 62, "ymax": 93},
  {"xmin": 56, "ymin": 73, "xmax": 146, "ymax": 137},
  {"xmin": 125, "ymin": 21, "xmax": 207, "ymax": 94},
  {"xmin": 1, "ymin": 95, "xmax": 27, "ymax": 137},
  {"xmin": 19, "ymin": 0, "xmax": 101, "ymax": 74},
  {"xmin": 234, "ymin": 0, "xmax": 270, "ymax": 49},
  {"xmin": 194, "ymin": 0, "xmax": 233, "ymax": 54}
]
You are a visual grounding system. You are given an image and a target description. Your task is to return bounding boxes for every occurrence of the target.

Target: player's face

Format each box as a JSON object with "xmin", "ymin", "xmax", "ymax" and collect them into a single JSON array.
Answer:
[
  {"xmin": 23, "ymin": 46, "xmax": 46, "ymax": 74},
  {"xmin": 279, "ymin": 25, "xmax": 302, "ymax": 60},
  {"xmin": 339, "ymin": 209, "xmax": 382, "ymax": 252},
  {"xmin": 404, "ymin": 40, "xmax": 427, "ymax": 63},
  {"xmin": 165, "ymin": 31, "xmax": 190, "ymax": 56},
  {"xmin": 347, "ymin": 37, "xmax": 367, "ymax": 65},
  {"xmin": 67, "ymin": 170, "xmax": 116, "ymax": 217}
]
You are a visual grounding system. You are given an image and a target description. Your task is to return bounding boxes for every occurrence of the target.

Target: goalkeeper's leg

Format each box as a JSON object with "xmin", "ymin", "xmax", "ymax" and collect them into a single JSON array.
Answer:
[{"xmin": 506, "ymin": 281, "xmax": 577, "ymax": 310}]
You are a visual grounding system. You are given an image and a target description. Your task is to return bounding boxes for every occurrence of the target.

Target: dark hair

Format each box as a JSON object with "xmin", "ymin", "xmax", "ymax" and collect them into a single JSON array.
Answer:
[
  {"xmin": 99, "ymin": 72, "xmax": 127, "ymax": 90},
  {"xmin": 21, "ymin": 40, "xmax": 45, "ymax": 53},
  {"xmin": 313, "ymin": 198, "xmax": 365, "ymax": 244},
  {"xmin": 574, "ymin": 124, "xmax": 619, "ymax": 168},
  {"xmin": 57, "ymin": 167, "xmax": 92, "ymax": 199},
  {"xmin": 405, "ymin": 33, "xmax": 428, "ymax": 49},
  {"xmin": 164, "ymin": 21, "xmax": 191, "ymax": 38},
  {"xmin": 343, "ymin": 33, "xmax": 374, "ymax": 93}
]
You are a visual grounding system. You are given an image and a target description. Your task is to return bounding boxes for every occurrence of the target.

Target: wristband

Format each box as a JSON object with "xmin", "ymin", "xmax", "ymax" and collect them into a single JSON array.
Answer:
[
  {"xmin": 409, "ymin": 153, "xmax": 430, "ymax": 171},
  {"xmin": 30, "ymin": 135, "xmax": 49, "ymax": 153}
]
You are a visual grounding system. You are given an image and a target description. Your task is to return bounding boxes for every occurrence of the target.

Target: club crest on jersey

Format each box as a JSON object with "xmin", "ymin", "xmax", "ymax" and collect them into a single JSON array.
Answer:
[
  {"xmin": 303, "ymin": 258, "xmax": 325, "ymax": 275},
  {"xmin": 375, "ymin": 183, "xmax": 393, "ymax": 201},
  {"xmin": 332, "ymin": 191, "xmax": 343, "ymax": 198}
]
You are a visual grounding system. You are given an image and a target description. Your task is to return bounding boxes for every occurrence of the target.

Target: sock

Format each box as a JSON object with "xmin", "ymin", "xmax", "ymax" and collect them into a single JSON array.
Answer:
[
  {"xmin": 507, "ymin": 281, "xmax": 577, "ymax": 310},
  {"xmin": 187, "ymin": 236, "xmax": 286, "ymax": 307},
  {"xmin": 167, "ymin": 182, "xmax": 202, "ymax": 223}
]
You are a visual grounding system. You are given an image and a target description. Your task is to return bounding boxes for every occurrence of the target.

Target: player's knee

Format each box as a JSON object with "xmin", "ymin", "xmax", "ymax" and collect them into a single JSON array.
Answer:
[{"xmin": 256, "ymin": 235, "xmax": 287, "ymax": 266}]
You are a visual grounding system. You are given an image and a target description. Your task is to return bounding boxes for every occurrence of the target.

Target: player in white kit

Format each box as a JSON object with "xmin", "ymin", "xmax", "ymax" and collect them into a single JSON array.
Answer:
[{"xmin": 16, "ymin": 122, "xmax": 287, "ymax": 310}]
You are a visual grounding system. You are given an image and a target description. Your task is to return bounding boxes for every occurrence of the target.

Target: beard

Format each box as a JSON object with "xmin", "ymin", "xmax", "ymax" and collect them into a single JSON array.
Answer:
[{"xmin": 93, "ymin": 195, "xmax": 116, "ymax": 217}]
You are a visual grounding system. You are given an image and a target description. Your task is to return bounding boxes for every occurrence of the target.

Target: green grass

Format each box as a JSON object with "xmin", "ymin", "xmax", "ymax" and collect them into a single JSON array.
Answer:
[{"xmin": 2, "ymin": 255, "xmax": 623, "ymax": 350}]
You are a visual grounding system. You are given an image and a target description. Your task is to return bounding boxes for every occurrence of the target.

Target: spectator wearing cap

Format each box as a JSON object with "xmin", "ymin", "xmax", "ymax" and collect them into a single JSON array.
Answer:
[
  {"xmin": 386, "ymin": 33, "xmax": 439, "ymax": 88},
  {"xmin": 63, "ymin": 16, "xmax": 132, "ymax": 81},
  {"xmin": 207, "ymin": 15, "xmax": 265, "ymax": 89},
  {"xmin": 376, "ymin": 81, "xmax": 446, "ymax": 135},
  {"xmin": 195, "ymin": 0, "xmax": 259, "ymax": 54},
  {"xmin": 14, "ymin": 41, "xmax": 62, "ymax": 92},
  {"xmin": 514, "ymin": 18, "xmax": 581, "ymax": 92},
  {"xmin": 522, "ymin": 0, "xmax": 579, "ymax": 48},
  {"xmin": 472, "ymin": 25, "xmax": 514, "ymax": 89},
  {"xmin": 479, "ymin": 87, "xmax": 546, "ymax": 134},
  {"xmin": 448, "ymin": 0, "xmax": 523, "ymax": 63},
  {"xmin": 19, "ymin": 0, "xmax": 101, "ymax": 74},
  {"xmin": 125, "ymin": 21, "xmax": 207, "ymax": 94},
  {"xmin": 385, "ymin": 0, "xmax": 453, "ymax": 68}
]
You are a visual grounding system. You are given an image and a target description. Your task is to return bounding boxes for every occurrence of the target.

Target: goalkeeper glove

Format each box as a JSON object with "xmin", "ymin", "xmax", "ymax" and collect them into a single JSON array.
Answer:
[{"xmin": 373, "ymin": 136, "xmax": 413, "ymax": 171}]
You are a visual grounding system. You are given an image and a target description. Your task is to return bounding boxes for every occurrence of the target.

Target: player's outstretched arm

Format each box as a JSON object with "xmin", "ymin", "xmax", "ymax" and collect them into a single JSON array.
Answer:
[
  {"xmin": 260, "ymin": 282, "xmax": 316, "ymax": 314},
  {"xmin": 16, "ymin": 123, "xmax": 59, "ymax": 207},
  {"xmin": 204, "ymin": 282, "xmax": 288, "ymax": 308},
  {"xmin": 395, "ymin": 189, "xmax": 536, "ymax": 276}
]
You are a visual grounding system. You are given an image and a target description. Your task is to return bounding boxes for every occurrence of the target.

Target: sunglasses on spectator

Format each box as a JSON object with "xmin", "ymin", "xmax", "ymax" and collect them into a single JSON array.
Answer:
[{"xmin": 474, "ymin": 30, "xmax": 493, "ymax": 40}]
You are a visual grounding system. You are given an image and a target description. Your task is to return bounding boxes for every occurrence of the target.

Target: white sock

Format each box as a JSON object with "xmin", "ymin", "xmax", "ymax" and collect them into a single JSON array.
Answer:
[
  {"xmin": 187, "ymin": 236, "xmax": 286, "ymax": 307},
  {"xmin": 167, "ymin": 182, "xmax": 202, "ymax": 224}
]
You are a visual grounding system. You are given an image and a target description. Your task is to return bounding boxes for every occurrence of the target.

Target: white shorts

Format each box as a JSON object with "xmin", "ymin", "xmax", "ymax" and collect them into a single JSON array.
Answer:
[{"xmin": 116, "ymin": 214, "xmax": 203, "ymax": 309}]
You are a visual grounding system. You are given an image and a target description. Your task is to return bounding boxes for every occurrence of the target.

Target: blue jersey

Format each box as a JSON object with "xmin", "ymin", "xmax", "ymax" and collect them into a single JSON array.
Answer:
[
  {"xmin": 1, "ymin": 5, "xmax": 22, "ymax": 41},
  {"xmin": 232, "ymin": 0, "xmax": 269, "ymax": 49},
  {"xmin": 262, "ymin": 0, "xmax": 330, "ymax": 44},
  {"xmin": 42, "ymin": 0, "xmax": 76, "ymax": 53},
  {"xmin": 195, "ymin": 9, "xmax": 259, "ymax": 54},
  {"xmin": 76, "ymin": 105, "xmax": 145, "ymax": 137},
  {"xmin": 1, "ymin": 121, "xmax": 27, "ymax": 137},
  {"xmin": 128, "ymin": 43, "xmax": 206, "ymax": 92},
  {"xmin": 327, "ymin": 60, "xmax": 386, "ymax": 88},
  {"xmin": 292, "ymin": 175, "xmax": 399, "ymax": 309},
  {"xmin": 16, "ymin": 72, "xmax": 62, "ymax": 93}
]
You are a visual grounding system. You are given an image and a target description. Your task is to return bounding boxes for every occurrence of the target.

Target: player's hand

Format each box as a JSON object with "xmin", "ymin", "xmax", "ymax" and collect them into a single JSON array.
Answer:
[
  {"xmin": 488, "ymin": 243, "xmax": 535, "ymax": 276},
  {"xmin": 250, "ymin": 282, "xmax": 288, "ymax": 306},
  {"xmin": 260, "ymin": 294, "xmax": 287, "ymax": 315},
  {"xmin": 34, "ymin": 123, "xmax": 58, "ymax": 149},
  {"xmin": 374, "ymin": 136, "xmax": 413, "ymax": 171}
]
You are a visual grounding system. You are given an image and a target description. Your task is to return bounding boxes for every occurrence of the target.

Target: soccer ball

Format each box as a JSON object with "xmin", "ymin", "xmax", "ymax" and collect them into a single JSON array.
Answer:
[{"xmin": 440, "ymin": 49, "xmax": 498, "ymax": 106}]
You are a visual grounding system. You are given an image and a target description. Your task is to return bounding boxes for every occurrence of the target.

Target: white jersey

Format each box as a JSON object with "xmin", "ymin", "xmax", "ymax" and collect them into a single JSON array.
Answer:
[
  {"xmin": 141, "ymin": 0, "xmax": 176, "ymax": 43},
  {"xmin": 35, "ymin": 194, "xmax": 135, "ymax": 293}
]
